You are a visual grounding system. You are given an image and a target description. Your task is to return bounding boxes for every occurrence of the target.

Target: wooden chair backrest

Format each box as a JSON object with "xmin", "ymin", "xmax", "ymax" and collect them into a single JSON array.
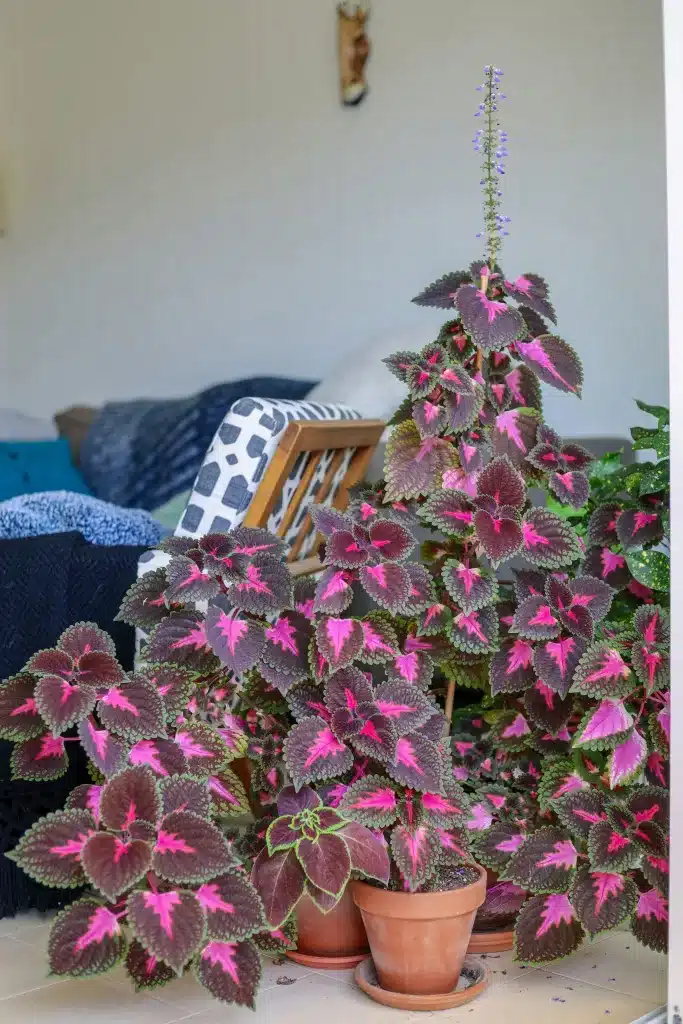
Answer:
[{"xmin": 243, "ymin": 418, "xmax": 385, "ymax": 577}]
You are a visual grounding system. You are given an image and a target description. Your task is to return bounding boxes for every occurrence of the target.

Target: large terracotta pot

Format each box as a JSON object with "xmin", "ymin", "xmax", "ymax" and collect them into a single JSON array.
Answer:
[
  {"xmin": 352, "ymin": 866, "xmax": 486, "ymax": 996},
  {"xmin": 286, "ymin": 890, "xmax": 369, "ymax": 969}
]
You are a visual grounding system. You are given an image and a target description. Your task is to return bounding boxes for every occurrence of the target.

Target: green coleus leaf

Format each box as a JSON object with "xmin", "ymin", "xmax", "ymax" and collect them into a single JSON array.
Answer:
[
  {"xmin": 630, "ymin": 426, "xmax": 669, "ymax": 459},
  {"xmin": 638, "ymin": 459, "xmax": 669, "ymax": 496},
  {"xmin": 626, "ymin": 550, "xmax": 670, "ymax": 591},
  {"xmin": 635, "ymin": 399, "xmax": 669, "ymax": 427}
]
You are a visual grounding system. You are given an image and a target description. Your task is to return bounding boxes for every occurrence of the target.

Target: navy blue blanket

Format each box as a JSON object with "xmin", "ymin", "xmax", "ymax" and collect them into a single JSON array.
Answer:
[
  {"xmin": 81, "ymin": 377, "xmax": 317, "ymax": 510},
  {"xmin": 0, "ymin": 531, "xmax": 143, "ymax": 917}
]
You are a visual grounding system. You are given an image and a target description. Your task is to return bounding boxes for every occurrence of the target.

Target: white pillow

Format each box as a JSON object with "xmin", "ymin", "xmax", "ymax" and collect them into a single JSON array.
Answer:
[
  {"xmin": 0, "ymin": 409, "xmax": 57, "ymax": 440},
  {"xmin": 307, "ymin": 326, "xmax": 438, "ymax": 421}
]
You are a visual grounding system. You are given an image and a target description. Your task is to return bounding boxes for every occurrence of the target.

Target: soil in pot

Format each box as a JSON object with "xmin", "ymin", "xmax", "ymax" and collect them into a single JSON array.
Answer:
[
  {"xmin": 352, "ymin": 864, "xmax": 486, "ymax": 997},
  {"xmin": 286, "ymin": 889, "xmax": 369, "ymax": 969}
]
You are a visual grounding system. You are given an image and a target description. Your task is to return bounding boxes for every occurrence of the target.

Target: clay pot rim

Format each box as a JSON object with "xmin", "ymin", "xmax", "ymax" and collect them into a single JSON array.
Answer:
[{"xmin": 351, "ymin": 864, "xmax": 487, "ymax": 920}]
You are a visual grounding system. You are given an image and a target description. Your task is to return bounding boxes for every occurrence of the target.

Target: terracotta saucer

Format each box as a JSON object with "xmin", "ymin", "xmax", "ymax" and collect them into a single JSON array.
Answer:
[
  {"xmin": 354, "ymin": 955, "xmax": 489, "ymax": 1011},
  {"xmin": 467, "ymin": 928, "xmax": 514, "ymax": 953},
  {"xmin": 286, "ymin": 949, "xmax": 369, "ymax": 970}
]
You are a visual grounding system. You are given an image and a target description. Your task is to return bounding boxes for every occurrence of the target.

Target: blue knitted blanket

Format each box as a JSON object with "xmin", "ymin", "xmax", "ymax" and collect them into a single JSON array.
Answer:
[
  {"xmin": 0, "ymin": 491, "xmax": 165, "ymax": 546},
  {"xmin": 80, "ymin": 377, "xmax": 317, "ymax": 510}
]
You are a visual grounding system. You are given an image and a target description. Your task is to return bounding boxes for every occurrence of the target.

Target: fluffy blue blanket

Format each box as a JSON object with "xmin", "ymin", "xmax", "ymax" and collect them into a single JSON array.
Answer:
[
  {"xmin": 0, "ymin": 491, "xmax": 165, "ymax": 546},
  {"xmin": 80, "ymin": 376, "xmax": 317, "ymax": 510}
]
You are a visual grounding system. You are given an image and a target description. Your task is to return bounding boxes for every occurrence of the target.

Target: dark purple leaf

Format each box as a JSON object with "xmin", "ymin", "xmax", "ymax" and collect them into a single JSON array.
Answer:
[
  {"xmin": 455, "ymin": 284, "xmax": 526, "ymax": 352},
  {"xmin": 492, "ymin": 408, "xmax": 541, "ymax": 466},
  {"xmin": 583, "ymin": 546, "xmax": 632, "ymax": 589},
  {"xmin": 631, "ymin": 889, "xmax": 668, "ymax": 953},
  {"xmin": 402, "ymin": 562, "xmax": 437, "ymax": 615},
  {"xmin": 515, "ymin": 336, "xmax": 583, "ymax": 396},
  {"xmin": 284, "ymin": 716, "xmax": 353, "ymax": 789},
  {"xmin": 386, "ymin": 734, "xmax": 443, "ymax": 793},
  {"xmin": 174, "ymin": 721, "xmax": 232, "ymax": 778},
  {"xmin": 512, "ymin": 596, "xmax": 561, "ymax": 641},
  {"xmin": 7, "ymin": 808, "xmax": 94, "ymax": 887},
  {"xmin": 262, "ymin": 612, "xmax": 312, "ymax": 677},
  {"xmin": 225, "ymin": 554, "xmax": 293, "ymax": 616},
  {"xmin": 374, "ymin": 681, "xmax": 436, "ymax": 735},
  {"xmin": 82, "ymin": 833, "xmax": 151, "ymax": 902},
  {"xmin": 504, "ymin": 273, "xmax": 557, "ymax": 324},
  {"xmin": 413, "ymin": 399, "xmax": 447, "ymax": 438},
  {"xmin": 195, "ymin": 938, "xmax": 262, "ymax": 1008},
  {"xmin": 384, "ymin": 421, "xmax": 457, "ymax": 502},
  {"xmin": 196, "ymin": 872, "xmax": 265, "ymax": 941},
  {"xmin": 490, "ymin": 638, "xmax": 536, "ymax": 695},
  {"xmin": 588, "ymin": 503, "xmax": 622, "ymax": 547},
  {"xmin": 125, "ymin": 940, "xmax": 176, "ymax": 992},
  {"xmin": 533, "ymin": 636, "xmax": 586, "ymax": 698},
  {"xmin": 231, "ymin": 526, "xmax": 286, "ymax": 559},
  {"xmin": 514, "ymin": 894, "xmax": 583, "ymax": 963},
  {"xmin": 116, "ymin": 569, "xmax": 169, "ymax": 630},
  {"xmin": 0, "ymin": 673, "xmax": 43, "ymax": 742},
  {"xmin": 340, "ymin": 820, "xmax": 390, "ymax": 883},
  {"xmin": 524, "ymin": 682, "xmax": 573, "ymax": 734},
  {"xmin": 449, "ymin": 605, "xmax": 499, "ymax": 655},
  {"xmin": 296, "ymin": 832, "xmax": 350, "ymax": 897},
  {"xmin": 570, "ymin": 868, "xmax": 637, "ymax": 937},
  {"xmin": 313, "ymin": 568, "xmax": 355, "ymax": 615},
  {"xmin": 207, "ymin": 769, "xmax": 250, "ymax": 816},
  {"xmin": 549, "ymin": 470, "xmax": 590, "ymax": 509},
  {"xmin": 359, "ymin": 617, "xmax": 399, "ymax": 664},
  {"xmin": 206, "ymin": 600, "xmax": 266, "ymax": 675},
  {"xmin": 616, "ymin": 509, "xmax": 663, "ymax": 551},
  {"xmin": 587, "ymin": 820, "xmax": 641, "ymax": 873},
  {"xmin": 471, "ymin": 822, "xmax": 527, "ymax": 872},
  {"xmin": 100, "ymin": 765, "xmax": 161, "ymax": 831},
  {"xmin": 412, "ymin": 270, "xmax": 472, "ymax": 308},
  {"xmin": 165, "ymin": 555, "xmax": 220, "ymax": 603},
  {"xmin": 554, "ymin": 789, "xmax": 607, "ymax": 839},
  {"xmin": 419, "ymin": 489, "xmax": 474, "ymax": 537},
  {"xmin": 390, "ymin": 824, "xmax": 439, "ymax": 890},
  {"xmin": 505, "ymin": 364, "xmax": 543, "ymax": 411},
  {"xmin": 98, "ymin": 677, "xmax": 166, "ymax": 742},
  {"xmin": 444, "ymin": 388, "xmax": 485, "ymax": 433},
  {"xmin": 48, "ymin": 900, "xmax": 126, "ymax": 977},
  {"xmin": 141, "ymin": 665, "xmax": 192, "ymax": 720},
  {"xmin": 521, "ymin": 509, "xmax": 581, "ymax": 569},
  {"xmin": 337, "ymin": 774, "xmax": 400, "ymax": 828},
  {"xmin": 147, "ymin": 612, "xmax": 214, "ymax": 671},
  {"xmin": 129, "ymin": 738, "xmax": 188, "ymax": 778},
  {"xmin": 309, "ymin": 505, "xmax": 351, "ymax": 537},
  {"xmin": 504, "ymin": 827, "xmax": 578, "ymax": 894},
  {"xmin": 442, "ymin": 559, "xmax": 498, "ymax": 614},
  {"xmin": 324, "ymin": 666, "xmax": 374, "ymax": 713},
  {"xmin": 11, "ymin": 734, "xmax": 69, "ymax": 782},
  {"xmin": 251, "ymin": 847, "xmax": 305, "ymax": 928},
  {"xmin": 160, "ymin": 775, "xmax": 212, "ymax": 819},
  {"xmin": 127, "ymin": 888, "xmax": 205, "ymax": 974},
  {"xmin": 315, "ymin": 616, "xmax": 363, "ymax": 671},
  {"xmin": 571, "ymin": 643, "xmax": 633, "ymax": 699},
  {"xmin": 153, "ymin": 811, "xmax": 236, "ymax": 883},
  {"xmin": 477, "ymin": 455, "xmax": 526, "ymax": 508},
  {"xmin": 78, "ymin": 719, "xmax": 128, "ymax": 777}
]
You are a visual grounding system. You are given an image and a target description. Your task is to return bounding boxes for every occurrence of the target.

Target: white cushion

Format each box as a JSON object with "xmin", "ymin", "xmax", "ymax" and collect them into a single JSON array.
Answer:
[{"xmin": 307, "ymin": 326, "xmax": 438, "ymax": 421}]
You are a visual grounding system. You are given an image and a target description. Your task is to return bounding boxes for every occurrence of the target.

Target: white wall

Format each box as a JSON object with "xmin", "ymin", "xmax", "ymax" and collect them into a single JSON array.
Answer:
[{"xmin": 0, "ymin": 0, "xmax": 667, "ymax": 440}]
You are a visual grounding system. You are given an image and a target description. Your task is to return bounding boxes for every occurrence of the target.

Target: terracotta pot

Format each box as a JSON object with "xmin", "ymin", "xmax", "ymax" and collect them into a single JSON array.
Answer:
[
  {"xmin": 352, "ymin": 866, "xmax": 486, "ymax": 996},
  {"xmin": 286, "ymin": 890, "xmax": 369, "ymax": 969}
]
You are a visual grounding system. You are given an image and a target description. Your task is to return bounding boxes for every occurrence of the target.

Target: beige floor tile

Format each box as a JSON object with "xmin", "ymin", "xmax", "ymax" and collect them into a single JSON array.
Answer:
[
  {"xmin": 468, "ymin": 947, "xmax": 540, "ymax": 986},
  {"xmin": 107, "ymin": 948, "xmax": 319, "ymax": 1014},
  {"xmin": 548, "ymin": 931, "xmax": 667, "ymax": 1004},
  {"xmin": 177, "ymin": 971, "xmax": 416, "ymax": 1024},
  {"xmin": 0, "ymin": 909, "xmax": 55, "ymax": 940},
  {"xmin": 0, "ymin": 935, "xmax": 62, "ymax": 1000},
  {"xmin": 438, "ymin": 968, "xmax": 656, "ymax": 1024},
  {"xmin": 0, "ymin": 977, "xmax": 197, "ymax": 1023}
]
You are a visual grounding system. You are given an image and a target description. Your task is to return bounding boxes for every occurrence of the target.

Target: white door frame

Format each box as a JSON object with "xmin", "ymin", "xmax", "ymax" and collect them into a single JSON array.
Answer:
[{"xmin": 664, "ymin": 2, "xmax": 680, "ymax": 1022}]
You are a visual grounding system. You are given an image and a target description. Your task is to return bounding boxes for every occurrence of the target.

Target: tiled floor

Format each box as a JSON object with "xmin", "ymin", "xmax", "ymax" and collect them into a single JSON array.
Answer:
[{"xmin": 0, "ymin": 911, "xmax": 666, "ymax": 1023}]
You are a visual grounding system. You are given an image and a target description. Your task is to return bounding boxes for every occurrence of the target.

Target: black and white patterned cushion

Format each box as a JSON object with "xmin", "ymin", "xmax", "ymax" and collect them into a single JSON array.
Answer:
[{"xmin": 136, "ymin": 398, "xmax": 360, "ymax": 658}]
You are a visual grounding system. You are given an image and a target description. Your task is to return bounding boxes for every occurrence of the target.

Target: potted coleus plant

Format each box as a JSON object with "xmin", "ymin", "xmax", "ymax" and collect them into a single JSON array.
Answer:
[
  {"xmin": 450, "ymin": 715, "xmax": 538, "ymax": 951},
  {"xmin": 0, "ymin": 530, "xmax": 316, "ymax": 1008}
]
